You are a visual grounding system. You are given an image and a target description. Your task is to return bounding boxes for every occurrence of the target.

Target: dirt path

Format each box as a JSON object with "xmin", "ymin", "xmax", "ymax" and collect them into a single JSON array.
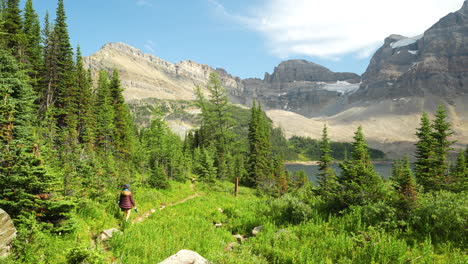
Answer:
[{"xmin": 132, "ymin": 183, "xmax": 201, "ymax": 224}]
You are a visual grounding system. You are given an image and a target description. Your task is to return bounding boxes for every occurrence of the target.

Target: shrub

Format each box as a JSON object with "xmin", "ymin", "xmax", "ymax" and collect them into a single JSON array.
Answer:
[
  {"xmin": 409, "ymin": 191, "xmax": 467, "ymax": 246},
  {"xmin": 66, "ymin": 247, "xmax": 105, "ymax": 264},
  {"xmin": 263, "ymin": 194, "xmax": 314, "ymax": 225}
]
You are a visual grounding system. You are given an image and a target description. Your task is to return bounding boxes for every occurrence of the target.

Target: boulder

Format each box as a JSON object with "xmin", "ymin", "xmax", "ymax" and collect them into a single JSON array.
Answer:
[
  {"xmin": 98, "ymin": 228, "xmax": 121, "ymax": 241},
  {"xmin": 158, "ymin": 249, "xmax": 210, "ymax": 264},
  {"xmin": 233, "ymin": 234, "xmax": 246, "ymax": 243},
  {"xmin": 252, "ymin": 226, "xmax": 263, "ymax": 236},
  {"xmin": 224, "ymin": 242, "xmax": 239, "ymax": 252},
  {"xmin": 0, "ymin": 208, "xmax": 16, "ymax": 258}
]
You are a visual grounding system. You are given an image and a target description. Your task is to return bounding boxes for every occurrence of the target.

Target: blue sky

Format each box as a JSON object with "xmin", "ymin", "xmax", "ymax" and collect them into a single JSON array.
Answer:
[{"xmin": 26, "ymin": 0, "xmax": 464, "ymax": 79}]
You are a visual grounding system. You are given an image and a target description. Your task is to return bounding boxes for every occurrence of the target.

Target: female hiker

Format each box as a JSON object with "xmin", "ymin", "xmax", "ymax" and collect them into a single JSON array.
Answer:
[{"xmin": 119, "ymin": 184, "xmax": 136, "ymax": 221}]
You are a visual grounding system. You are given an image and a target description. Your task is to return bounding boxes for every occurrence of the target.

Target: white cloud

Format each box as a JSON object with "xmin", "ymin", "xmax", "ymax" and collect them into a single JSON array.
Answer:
[
  {"xmin": 211, "ymin": 0, "xmax": 464, "ymax": 59},
  {"xmin": 144, "ymin": 40, "xmax": 156, "ymax": 53}
]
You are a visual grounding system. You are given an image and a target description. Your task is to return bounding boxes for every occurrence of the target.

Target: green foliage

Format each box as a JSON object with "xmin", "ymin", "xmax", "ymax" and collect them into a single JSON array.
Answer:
[
  {"xmin": 262, "ymin": 194, "xmax": 314, "ymax": 225},
  {"xmin": 409, "ymin": 191, "xmax": 467, "ymax": 246},
  {"xmin": 3, "ymin": 0, "xmax": 23, "ymax": 56},
  {"xmin": 141, "ymin": 118, "xmax": 187, "ymax": 183},
  {"xmin": 193, "ymin": 147, "xmax": 217, "ymax": 182},
  {"xmin": 193, "ymin": 73, "xmax": 236, "ymax": 179},
  {"xmin": 66, "ymin": 247, "xmax": 105, "ymax": 264},
  {"xmin": 414, "ymin": 112, "xmax": 436, "ymax": 191},
  {"xmin": 288, "ymin": 135, "xmax": 385, "ymax": 161},
  {"xmin": 94, "ymin": 70, "xmax": 114, "ymax": 149},
  {"xmin": 431, "ymin": 105, "xmax": 455, "ymax": 187},
  {"xmin": 317, "ymin": 124, "xmax": 338, "ymax": 197},
  {"xmin": 449, "ymin": 149, "xmax": 467, "ymax": 192},
  {"xmin": 391, "ymin": 155, "xmax": 418, "ymax": 208},
  {"xmin": 22, "ymin": 0, "xmax": 42, "ymax": 90},
  {"xmin": 336, "ymin": 126, "xmax": 386, "ymax": 208},
  {"xmin": 0, "ymin": 49, "xmax": 73, "ymax": 228},
  {"xmin": 109, "ymin": 69, "xmax": 135, "ymax": 154},
  {"xmin": 148, "ymin": 165, "xmax": 170, "ymax": 189},
  {"xmin": 415, "ymin": 107, "xmax": 457, "ymax": 192},
  {"xmin": 290, "ymin": 170, "xmax": 308, "ymax": 189},
  {"xmin": 247, "ymin": 101, "xmax": 275, "ymax": 190}
]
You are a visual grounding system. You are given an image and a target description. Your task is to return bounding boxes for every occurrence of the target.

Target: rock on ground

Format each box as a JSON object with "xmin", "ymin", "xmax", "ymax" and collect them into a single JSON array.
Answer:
[
  {"xmin": 99, "ymin": 228, "xmax": 121, "ymax": 241},
  {"xmin": 0, "ymin": 208, "xmax": 16, "ymax": 258},
  {"xmin": 158, "ymin": 249, "xmax": 210, "ymax": 264}
]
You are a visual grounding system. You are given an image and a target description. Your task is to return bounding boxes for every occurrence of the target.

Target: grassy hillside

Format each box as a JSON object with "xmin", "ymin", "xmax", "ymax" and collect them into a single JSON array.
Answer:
[{"xmin": 2, "ymin": 180, "xmax": 466, "ymax": 263}]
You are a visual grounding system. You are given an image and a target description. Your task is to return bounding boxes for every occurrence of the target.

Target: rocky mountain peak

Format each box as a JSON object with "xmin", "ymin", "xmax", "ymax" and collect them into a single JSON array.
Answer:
[
  {"xmin": 267, "ymin": 59, "xmax": 359, "ymax": 83},
  {"xmin": 462, "ymin": 0, "xmax": 468, "ymax": 14},
  {"xmin": 384, "ymin": 34, "xmax": 406, "ymax": 45}
]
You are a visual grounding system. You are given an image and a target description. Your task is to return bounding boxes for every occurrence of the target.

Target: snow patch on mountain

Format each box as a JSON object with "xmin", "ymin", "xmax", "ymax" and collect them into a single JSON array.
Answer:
[
  {"xmin": 322, "ymin": 81, "xmax": 360, "ymax": 94},
  {"xmin": 390, "ymin": 34, "xmax": 423, "ymax": 49}
]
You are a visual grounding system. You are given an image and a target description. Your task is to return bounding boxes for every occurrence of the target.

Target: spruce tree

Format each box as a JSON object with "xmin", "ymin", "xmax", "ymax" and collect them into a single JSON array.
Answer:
[
  {"xmin": 338, "ymin": 126, "xmax": 384, "ymax": 206},
  {"xmin": 0, "ymin": 0, "xmax": 8, "ymax": 49},
  {"xmin": 414, "ymin": 112, "xmax": 436, "ymax": 192},
  {"xmin": 109, "ymin": 69, "xmax": 134, "ymax": 154},
  {"xmin": 75, "ymin": 47, "xmax": 95, "ymax": 146},
  {"xmin": 247, "ymin": 101, "xmax": 274, "ymax": 191},
  {"xmin": 52, "ymin": 0, "xmax": 75, "ymax": 128},
  {"xmin": 40, "ymin": 11, "xmax": 57, "ymax": 114},
  {"xmin": 94, "ymin": 70, "xmax": 114, "ymax": 151},
  {"xmin": 391, "ymin": 155, "xmax": 417, "ymax": 204},
  {"xmin": 431, "ymin": 105, "xmax": 455, "ymax": 189},
  {"xmin": 193, "ymin": 147, "xmax": 217, "ymax": 182},
  {"xmin": 292, "ymin": 170, "xmax": 308, "ymax": 189},
  {"xmin": 22, "ymin": 0, "xmax": 42, "ymax": 90},
  {"xmin": 0, "ymin": 49, "xmax": 74, "ymax": 227},
  {"xmin": 3, "ymin": 0, "xmax": 23, "ymax": 57},
  {"xmin": 317, "ymin": 124, "xmax": 338, "ymax": 197},
  {"xmin": 450, "ymin": 149, "xmax": 467, "ymax": 192}
]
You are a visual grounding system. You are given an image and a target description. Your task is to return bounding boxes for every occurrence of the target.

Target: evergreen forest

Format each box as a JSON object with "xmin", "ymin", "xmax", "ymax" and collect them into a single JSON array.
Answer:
[{"xmin": 0, "ymin": 1, "xmax": 466, "ymax": 263}]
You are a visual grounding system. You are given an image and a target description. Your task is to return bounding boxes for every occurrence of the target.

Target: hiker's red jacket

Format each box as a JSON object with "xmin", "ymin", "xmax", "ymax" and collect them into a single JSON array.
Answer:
[{"xmin": 119, "ymin": 190, "xmax": 135, "ymax": 209}]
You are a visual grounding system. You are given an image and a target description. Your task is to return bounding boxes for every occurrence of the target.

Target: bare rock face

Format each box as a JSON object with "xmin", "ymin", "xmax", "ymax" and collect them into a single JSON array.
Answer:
[
  {"xmin": 158, "ymin": 249, "xmax": 210, "ymax": 264},
  {"xmin": 243, "ymin": 60, "xmax": 361, "ymax": 117},
  {"xmin": 0, "ymin": 208, "xmax": 16, "ymax": 258},
  {"xmin": 354, "ymin": 0, "xmax": 468, "ymax": 101},
  {"xmin": 267, "ymin": 60, "xmax": 359, "ymax": 83},
  {"xmin": 84, "ymin": 43, "xmax": 244, "ymax": 103}
]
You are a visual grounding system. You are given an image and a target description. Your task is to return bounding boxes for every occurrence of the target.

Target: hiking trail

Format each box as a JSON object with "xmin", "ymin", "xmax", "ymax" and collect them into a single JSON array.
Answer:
[{"xmin": 132, "ymin": 183, "xmax": 202, "ymax": 223}]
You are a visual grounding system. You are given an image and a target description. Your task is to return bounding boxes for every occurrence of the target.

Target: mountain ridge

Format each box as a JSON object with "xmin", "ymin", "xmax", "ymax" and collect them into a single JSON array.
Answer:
[{"xmin": 84, "ymin": 1, "xmax": 468, "ymax": 156}]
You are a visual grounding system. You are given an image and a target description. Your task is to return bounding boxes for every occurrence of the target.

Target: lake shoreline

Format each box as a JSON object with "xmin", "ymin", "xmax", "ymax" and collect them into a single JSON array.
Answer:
[{"xmin": 285, "ymin": 160, "xmax": 393, "ymax": 166}]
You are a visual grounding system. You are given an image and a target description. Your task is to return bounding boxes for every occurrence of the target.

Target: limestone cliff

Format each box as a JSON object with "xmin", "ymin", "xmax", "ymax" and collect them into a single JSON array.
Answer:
[
  {"xmin": 242, "ymin": 60, "xmax": 360, "ymax": 117},
  {"xmin": 354, "ymin": 0, "xmax": 468, "ymax": 100},
  {"xmin": 84, "ymin": 42, "xmax": 244, "ymax": 102}
]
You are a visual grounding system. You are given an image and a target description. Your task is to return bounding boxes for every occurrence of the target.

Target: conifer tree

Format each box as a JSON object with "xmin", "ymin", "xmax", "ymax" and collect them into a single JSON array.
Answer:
[
  {"xmin": 391, "ymin": 155, "xmax": 417, "ymax": 204},
  {"xmin": 3, "ymin": 0, "xmax": 23, "ymax": 57},
  {"xmin": 450, "ymin": 149, "xmax": 467, "ymax": 192},
  {"xmin": 74, "ymin": 47, "xmax": 95, "ymax": 146},
  {"xmin": 291, "ymin": 170, "xmax": 308, "ymax": 189},
  {"xmin": 0, "ymin": 49, "xmax": 74, "ymax": 226},
  {"xmin": 273, "ymin": 155, "xmax": 287, "ymax": 195},
  {"xmin": 40, "ymin": 11, "xmax": 56, "ymax": 114},
  {"xmin": 431, "ymin": 105, "xmax": 455, "ymax": 189},
  {"xmin": 414, "ymin": 112, "xmax": 436, "ymax": 192},
  {"xmin": 109, "ymin": 69, "xmax": 134, "ymax": 154},
  {"xmin": 194, "ymin": 72, "xmax": 235, "ymax": 179},
  {"xmin": 94, "ymin": 70, "xmax": 114, "ymax": 151},
  {"xmin": 51, "ymin": 0, "xmax": 75, "ymax": 128},
  {"xmin": 338, "ymin": 126, "xmax": 384, "ymax": 206},
  {"xmin": 317, "ymin": 124, "xmax": 338, "ymax": 197},
  {"xmin": 0, "ymin": 0, "xmax": 9, "ymax": 49},
  {"xmin": 22, "ymin": 0, "xmax": 42, "ymax": 90},
  {"xmin": 247, "ymin": 101, "xmax": 274, "ymax": 190},
  {"xmin": 193, "ymin": 147, "xmax": 217, "ymax": 182}
]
